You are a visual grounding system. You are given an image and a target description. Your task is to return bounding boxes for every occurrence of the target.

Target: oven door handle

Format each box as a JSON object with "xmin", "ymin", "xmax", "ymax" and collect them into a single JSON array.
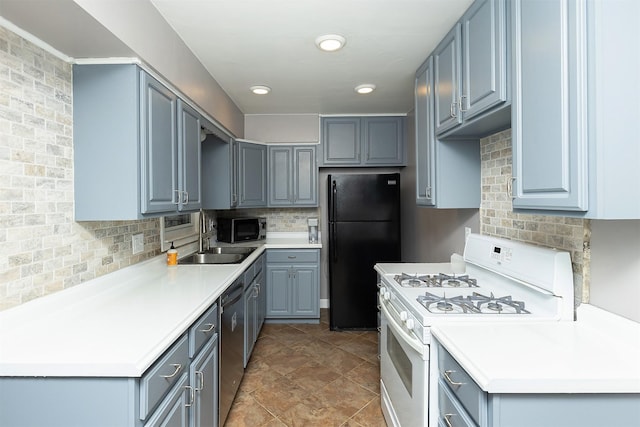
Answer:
[{"xmin": 380, "ymin": 298, "xmax": 426, "ymax": 356}]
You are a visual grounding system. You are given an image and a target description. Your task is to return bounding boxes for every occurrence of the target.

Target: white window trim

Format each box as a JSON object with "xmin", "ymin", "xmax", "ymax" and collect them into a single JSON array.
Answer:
[{"xmin": 160, "ymin": 212, "xmax": 200, "ymax": 252}]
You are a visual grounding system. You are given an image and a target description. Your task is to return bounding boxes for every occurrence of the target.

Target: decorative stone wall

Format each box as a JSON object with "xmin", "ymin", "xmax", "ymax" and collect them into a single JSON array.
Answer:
[
  {"xmin": 480, "ymin": 128, "xmax": 590, "ymax": 304},
  {"xmin": 0, "ymin": 24, "xmax": 161, "ymax": 310}
]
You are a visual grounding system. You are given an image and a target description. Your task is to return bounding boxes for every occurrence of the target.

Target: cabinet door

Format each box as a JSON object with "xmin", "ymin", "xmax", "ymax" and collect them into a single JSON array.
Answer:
[
  {"xmin": 462, "ymin": 0, "xmax": 508, "ymax": 121},
  {"xmin": 415, "ymin": 58, "xmax": 436, "ymax": 206},
  {"xmin": 237, "ymin": 142, "xmax": 267, "ymax": 207},
  {"xmin": 266, "ymin": 266, "xmax": 291, "ymax": 317},
  {"xmin": 190, "ymin": 338, "xmax": 218, "ymax": 427},
  {"xmin": 434, "ymin": 24, "xmax": 463, "ymax": 136},
  {"xmin": 511, "ymin": 0, "xmax": 588, "ymax": 211},
  {"xmin": 177, "ymin": 100, "xmax": 201, "ymax": 211},
  {"xmin": 244, "ymin": 285, "xmax": 257, "ymax": 367},
  {"xmin": 268, "ymin": 146, "xmax": 293, "ymax": 206},
  {"xmin": 256, "ymin": 269, "xmax": 266, "ymax": 334},
  {"xmin": 143, "ymin": 374, "xmax": 189, "ymax": 427},
  {"xmin": 293, "ymin": 146, "xmax": 317, "ymax": 205},
  {"xmin": 362, "ymin": 117, "xmax": 404, "ymax": 165},
  {"xmin": 321, "ymin": 117, "xmax": 361, "ymax": 165},
  {"xmin": 140, "ymin": 72, "xmax": 178, "ymax": 214},
  {"xmin": 291, "ymin": 265, "xmax": 319, "ymax": 317}
]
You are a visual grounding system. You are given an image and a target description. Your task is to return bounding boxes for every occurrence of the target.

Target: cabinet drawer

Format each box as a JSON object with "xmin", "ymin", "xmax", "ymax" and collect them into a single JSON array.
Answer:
[
  {"xmin": 189, "ymin": 303, "xmax": 218, "ymax": 358},
  {"xmin": 267, "ymin": 249, "xmax": 318, "ymax": 264},
  {"xmin": 140, "ymin": 333, "xmax": 189, "ymax": 420},
  {"xmin": 438, "ymin": 346, "xmax": 485, "ymax": 425},
  {"xmin": 438, "ymin": 379, "xmax": 477, "ymax": 427}
]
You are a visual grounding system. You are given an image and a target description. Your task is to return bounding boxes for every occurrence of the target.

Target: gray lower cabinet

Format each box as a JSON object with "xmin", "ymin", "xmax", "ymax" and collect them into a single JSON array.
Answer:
[
  {"xmin": 266, "ymin": 249, "xmax": 320, "ymax": 320},
  {"xmin": 244, "ymin": 253, "xmax": 266, "ymax": 367},
  {"xmin": 433, "ymin": 0, "xmax": 510, "ymax": 139},
  {"xmin": 0, "ymin": 305, "xmax": 219, "ymax": 427},
  {"xmin": 511, "ymin": 0, "xmax": 640, "ymax": 218},
  {"xmin": 237, "ymin": 141, "xmax": 268, "ymax": 208},
  {"xmin": 268, "ymin": 145, "xmax": 318, "ymax": 207},
  {"xmin": 437, "ymin": 344, "xmax": 638, "ymax": 427},
  {"xmin": 320, "ymin": 116, "xmax": 405, "ymax": 166},
  {"xmin": 415, "ymin": 57, "xmax": 481, "ymax": 209},
  {"xmin": 73, "ymin": 64, "xmax": 203, "ymax": 220}
]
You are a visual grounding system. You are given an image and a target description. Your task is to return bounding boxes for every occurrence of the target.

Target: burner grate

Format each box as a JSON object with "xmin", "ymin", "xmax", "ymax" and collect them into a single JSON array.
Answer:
[
  {"xmin": 416, "ymin": 291, "xmax": 530, "ymax": 315},
  {"xmin": 394, "ymin": 273, "xmax": 479, "ymax": 288}
]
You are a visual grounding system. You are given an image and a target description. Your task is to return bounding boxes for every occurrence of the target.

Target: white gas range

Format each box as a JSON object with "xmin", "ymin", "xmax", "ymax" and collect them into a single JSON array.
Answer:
[{"xmin": 375, "ymin": 233, "xmax": 574, "ymax": 427}]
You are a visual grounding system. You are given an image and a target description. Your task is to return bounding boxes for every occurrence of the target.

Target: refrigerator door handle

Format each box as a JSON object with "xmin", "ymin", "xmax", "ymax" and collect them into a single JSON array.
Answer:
[
  {"xmin": 331, "ymin": 180, "xmax": 337, "ymax": 221},
  {"xmin": 331, "ymin": 180, "xmax": 338, "ymax": 262}
]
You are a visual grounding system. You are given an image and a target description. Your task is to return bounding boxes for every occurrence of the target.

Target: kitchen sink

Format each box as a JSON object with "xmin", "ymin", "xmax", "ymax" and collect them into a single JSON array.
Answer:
[{"xmin": 179, "ymin": 247, "xmax": 258, "ymax": 265}]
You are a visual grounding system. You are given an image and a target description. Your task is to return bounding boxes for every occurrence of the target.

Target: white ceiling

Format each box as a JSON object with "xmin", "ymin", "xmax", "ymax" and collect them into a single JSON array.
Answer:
[
  {"xmin": 150, "ymin": 0, "xmax": 474, "ymax": 115},
  {"xmin": 0, "ymin": 0, "xmax": 474, "ymax": 115}
]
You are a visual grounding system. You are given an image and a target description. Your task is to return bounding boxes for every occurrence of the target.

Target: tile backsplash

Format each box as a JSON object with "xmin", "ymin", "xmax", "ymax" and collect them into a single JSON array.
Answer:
[
  {"xmin": 0, "ymin": 25, "xmax": 160, "ymax": 310},
  {"xmin": 480, "ymin": 129, "xmax": 589, "ymax": 305}
]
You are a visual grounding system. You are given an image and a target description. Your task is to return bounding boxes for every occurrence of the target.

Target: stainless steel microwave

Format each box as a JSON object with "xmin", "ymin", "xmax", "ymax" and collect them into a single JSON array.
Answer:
[{"xmin": 217, "ymin": 217, "xmax": 266, "ymax": 243}]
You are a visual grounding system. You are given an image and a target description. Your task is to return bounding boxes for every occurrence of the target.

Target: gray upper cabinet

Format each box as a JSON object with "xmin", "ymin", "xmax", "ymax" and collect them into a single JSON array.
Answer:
[
  {"xmin": 237, "ymin": 141, "xmax": 267, "ymax": 208},
  {"xmin": 320, "ymin": 116, "xmax": 405, "ymax": 166},
  {"xmin": 511, "ymin": 0, "xmax": 640, "ymax": 218},
  {"xmin": 73, "ymin": 64, "xmax": 202, "ymax": 220},
  {"xmin": 415, "ymin": 58, "xmax": 436, "ymax": 206},
  {"xmin": 268, "ymin": 145, "xmax": 318, "ymax": 207},
  {"xmin": 202, "ymin": 136, "xmax": 237, "ymax": 210},
  {"xmin": 434, "ymin": 24, "xmax": 462, "ymax": 136},
  {"xmin": 434, "ymin": 0, "xmax": 510, "ymax": 139}
]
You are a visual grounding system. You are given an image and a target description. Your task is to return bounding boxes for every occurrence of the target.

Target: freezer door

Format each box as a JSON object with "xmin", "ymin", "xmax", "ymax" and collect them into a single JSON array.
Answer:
[
  {"xmin": 329, "ymin": 221, "xmax": 400, "ymax": 330},
  {"xmin": 329, "ymin": 173, "xmax": 400, "ymax": 222}
]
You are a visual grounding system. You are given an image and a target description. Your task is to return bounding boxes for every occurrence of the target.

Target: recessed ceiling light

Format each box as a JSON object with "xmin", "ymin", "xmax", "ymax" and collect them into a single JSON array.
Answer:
[
  {"xmin": 250, "ymin": 85, "xmax": 271, "ymax": 95},
  {"xmin": 355, "ymin": 84, "xmax": 376, "ymax": 94},
  {"xmin": 315, "ymin": 34, "xmax": 346, "ymax": 52}
]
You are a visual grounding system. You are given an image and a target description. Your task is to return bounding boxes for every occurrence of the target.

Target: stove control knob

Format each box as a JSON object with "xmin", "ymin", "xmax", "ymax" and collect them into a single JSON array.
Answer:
[
  {"xmin": 405, "ymin": 318, "xmax": 415, "ymax": 329},
  {"xmin": 383, "ymin": 291, "xmax": 391, "ymax": 301},
  {"xmin": 380, "ymin": 286, "xmax": 387, "ymax": 295},
  {"xmin": 400, "ymin": 311, "xmax": 408, "ymax": 321}
]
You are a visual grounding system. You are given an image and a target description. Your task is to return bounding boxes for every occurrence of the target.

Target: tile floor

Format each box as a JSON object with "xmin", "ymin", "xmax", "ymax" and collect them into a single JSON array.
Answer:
[{"xmin": 225, "ymin": 309, "xmax": 387, "ymax": 427}]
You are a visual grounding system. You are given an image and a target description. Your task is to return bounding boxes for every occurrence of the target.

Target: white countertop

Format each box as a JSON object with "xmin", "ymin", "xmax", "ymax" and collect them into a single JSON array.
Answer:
[
  {"xmin": 431, "ymin": 304, "xmax": 640, "ymax": 394},
  {"xmin": 0, "ymin": 234, "xmax": 320, "ymax": 377}
]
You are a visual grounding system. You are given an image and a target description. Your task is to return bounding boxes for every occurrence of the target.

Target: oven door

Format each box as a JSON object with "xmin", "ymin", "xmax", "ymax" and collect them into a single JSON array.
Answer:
[{"xmin": 380, "ymin": 296, "xmax": 429, "ymax": 427}]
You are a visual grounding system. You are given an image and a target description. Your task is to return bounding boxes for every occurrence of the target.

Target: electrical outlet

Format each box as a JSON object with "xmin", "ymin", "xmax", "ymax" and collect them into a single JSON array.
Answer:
[
  {"xmin": 465, "ymin": 227, "xmax": 471, "ymax": 240},
  {"xmin": 132, "ymin": 233, "xmax": 144, "ymax": 254}
]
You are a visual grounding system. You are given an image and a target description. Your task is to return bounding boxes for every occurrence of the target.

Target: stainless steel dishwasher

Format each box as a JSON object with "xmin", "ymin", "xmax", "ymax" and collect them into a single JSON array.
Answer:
[{"xmin": 219, "ymin": 277, "xmax": 245, "ymax": 426}]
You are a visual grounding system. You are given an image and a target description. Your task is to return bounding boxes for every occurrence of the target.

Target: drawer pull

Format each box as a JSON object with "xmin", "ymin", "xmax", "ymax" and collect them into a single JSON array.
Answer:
[
  {"xmin": 199, "ymin": 323, "xmax": 215, "ymax": 333},
  {"xmin": 444, "ymin": 370, "xmax": 465, "ymax": 387},
  {"xmin": 160, "ymin": 363, "xmax": 182, "ymax": 379},
  {"xmin": 444, "ymin": 413, "xmax": 455, "ymax": 427},
  {"xmin": 288, "ymin": 255, "xmax": 297, "ymax": 259}
]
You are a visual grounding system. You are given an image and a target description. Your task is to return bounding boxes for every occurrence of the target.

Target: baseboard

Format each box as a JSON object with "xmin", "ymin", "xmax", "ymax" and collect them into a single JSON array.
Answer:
[{"xmin": 320, "ymin": 298, "xmax": 329, "ymax": 309}]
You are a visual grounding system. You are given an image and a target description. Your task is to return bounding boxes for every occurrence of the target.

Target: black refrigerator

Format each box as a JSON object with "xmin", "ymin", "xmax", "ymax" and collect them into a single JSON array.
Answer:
[{"xmin": 328, "ymin": 173, "xmax": 401, "ymax": 330}]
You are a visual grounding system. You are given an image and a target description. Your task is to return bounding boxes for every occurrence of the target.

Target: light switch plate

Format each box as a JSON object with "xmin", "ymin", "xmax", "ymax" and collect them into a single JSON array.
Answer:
[{"xmin": 132, "ymin": 233, "xmax": 144, "ymax": 254}]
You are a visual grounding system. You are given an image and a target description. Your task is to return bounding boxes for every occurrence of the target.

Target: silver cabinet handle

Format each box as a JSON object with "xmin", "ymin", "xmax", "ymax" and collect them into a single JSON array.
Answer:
[
  {"xmin": 288, "ymin": 255, "xmax": 296, "ymax": 259},
  {"xmin": 444, "ymin": 370, "xmax": 465, "ymax": 387},
  {"xmin": 160, "ymin": 363, "xmax": 182, "ymax": 379},
  {"xmin": 459, "ymin": 95, "xmax": 468, "ymax": 112},
  {"xmin": 183, "ymin": 191, "xmax": 189, "ymax": 205},
  {"xmin": 444, "ymin": 413, "xmax": 455, "ymax": 427},
  {"xmin": 173, "ymin": 190, "xmax": 181, "ymax": 205},
  {"xmin": 199, "ymin": 323, "xmax": 215, "ymax": 333},
  {"xmin": 195, "ymin": 371, "xmax": 204, "ymax": 391},
  {"xmin": 185, "ymin": 385, "xmax": 194, "ymax": 407}
]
